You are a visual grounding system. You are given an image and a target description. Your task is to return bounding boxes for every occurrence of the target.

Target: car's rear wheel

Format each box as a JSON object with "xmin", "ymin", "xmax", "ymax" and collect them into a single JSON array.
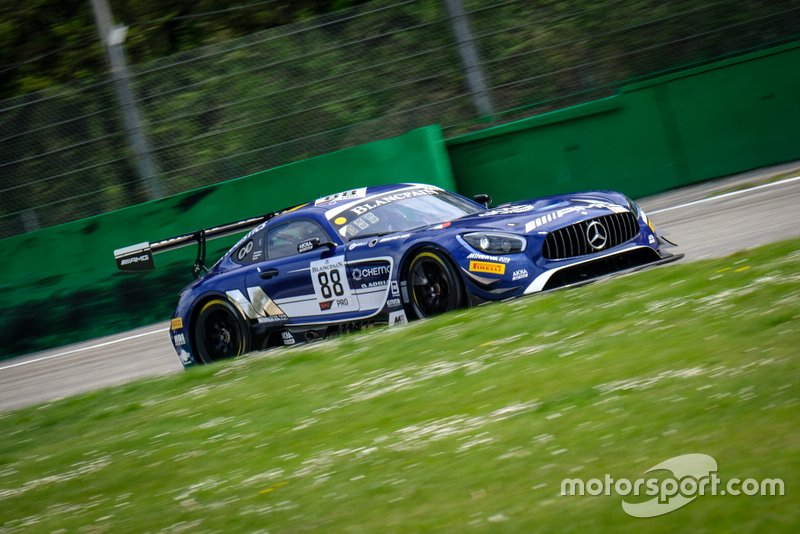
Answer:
[
  {"xmin": 406, "ymin": 249, "xmax": 464, "ymax": 319},
  {"xmin": 193, "ymin": 299, "xmax": 249, "ymax": 363}
]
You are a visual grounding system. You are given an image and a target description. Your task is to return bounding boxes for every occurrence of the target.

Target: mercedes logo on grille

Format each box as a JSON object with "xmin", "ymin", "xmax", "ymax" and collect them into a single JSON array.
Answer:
[{"xmin": 586, "ymin": 220, "xmax": 608, "ymax": 250}]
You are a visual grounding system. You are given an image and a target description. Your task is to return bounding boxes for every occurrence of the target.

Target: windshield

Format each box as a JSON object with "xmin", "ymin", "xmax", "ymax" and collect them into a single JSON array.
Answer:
[{"xmin": 327, "ymin": 187, "xmax": 482, "ymax": 240}]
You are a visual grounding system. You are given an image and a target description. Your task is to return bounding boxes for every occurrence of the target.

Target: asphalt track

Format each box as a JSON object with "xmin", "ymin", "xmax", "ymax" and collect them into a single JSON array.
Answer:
[{"xmin": 2, "ymin": 163, "xmax": 799, "ymax": 412}]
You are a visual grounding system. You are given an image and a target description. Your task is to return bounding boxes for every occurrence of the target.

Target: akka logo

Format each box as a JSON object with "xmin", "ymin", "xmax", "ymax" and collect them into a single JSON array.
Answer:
[
  {"xmin": 512, "ymin": 268, "xmax": 529, "ymax": 281},
  {"xmin": 469, "ymin": 260, "xmax": 506, "ymax": 275}
]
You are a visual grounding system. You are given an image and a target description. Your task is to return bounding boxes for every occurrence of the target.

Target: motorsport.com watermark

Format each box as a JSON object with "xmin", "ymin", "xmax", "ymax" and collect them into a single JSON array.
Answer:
[{"xmin": 560, "ymin": 454, "xmax": 785, "ymax": 518}]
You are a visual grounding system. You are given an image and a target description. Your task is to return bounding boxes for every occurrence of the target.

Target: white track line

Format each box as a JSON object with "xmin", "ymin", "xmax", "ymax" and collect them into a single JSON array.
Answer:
[
  {"xmin": 3, "ymin": 174, "xmax": 799, "ymax": 373},
  {"xmin": 0, "ymin": 328, "xmax": 169, "ymax": 371},
  {"xmin": 649, "ymin": 175, "xmax": 800, "ymax": 215}
]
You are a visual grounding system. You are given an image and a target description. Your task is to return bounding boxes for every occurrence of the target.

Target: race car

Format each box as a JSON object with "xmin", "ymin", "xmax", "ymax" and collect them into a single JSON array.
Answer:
[{"xmin": 114, "ymin": 183, "xmax": 681, "ymax": 367}]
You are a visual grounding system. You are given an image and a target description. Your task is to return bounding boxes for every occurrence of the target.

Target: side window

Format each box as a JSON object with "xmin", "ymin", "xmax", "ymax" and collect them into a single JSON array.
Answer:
[
  {"xmin": 232, "ymin": 226, "xmax": 267, "ymax": 265},
  {"xmin": 267, "ymin": 219, "xmax": 331, "ymax": 260}
]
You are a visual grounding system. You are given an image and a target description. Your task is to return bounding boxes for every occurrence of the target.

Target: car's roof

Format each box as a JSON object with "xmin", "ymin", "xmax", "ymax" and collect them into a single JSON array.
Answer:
[{"xmin": 279, "ymin": 183, "xmax": 445, "ymax": 220}]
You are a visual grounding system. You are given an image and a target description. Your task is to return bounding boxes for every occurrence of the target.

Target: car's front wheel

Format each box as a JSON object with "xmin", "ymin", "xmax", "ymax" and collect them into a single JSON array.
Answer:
[
  {"xmin": 193, "ymin": 299, "xmax": 249, "ymax": 363},
  {"xmin": 406, "ymin": 249, "xmax": 465, "ymax": 319}
]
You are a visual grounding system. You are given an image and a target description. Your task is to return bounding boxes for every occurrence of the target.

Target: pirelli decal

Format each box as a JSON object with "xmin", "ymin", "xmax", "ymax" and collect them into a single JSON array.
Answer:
[{"xmin": 469, "ymin": 260, "xmax": 506, "ymax": 275}]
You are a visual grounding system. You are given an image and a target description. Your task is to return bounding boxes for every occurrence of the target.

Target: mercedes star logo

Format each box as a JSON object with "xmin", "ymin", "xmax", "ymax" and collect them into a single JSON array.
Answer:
[{"xmin": 586, "ymin": 220, "xmax": 608, "ymax": 250}]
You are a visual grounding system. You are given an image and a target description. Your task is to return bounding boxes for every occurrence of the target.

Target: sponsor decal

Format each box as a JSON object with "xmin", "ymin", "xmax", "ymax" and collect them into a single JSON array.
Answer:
[
  {"xmin": 310, "ymin": 255, "xmax": 358, "ymax": 312},
  {"xmin": 297, "ymin": 240, "xmax": 315, "ymax": 253},
  {"xmin": 316, "ymin": 188, "xmax": 367, "ymax": 206},
  {"xmin": 351, "ymin": 264, "xmax": 390, "ymax": 281},
  {"xmin": 467, "ymin": 252, "xmax": 511, "ymax": 264},
  {"xmin": 469, "ymin": 260, "xmax": 506, "ymax": 275},
  {"xmin": 335, "ymin": 216, "xmax": 347, "ymax": 225},
  {"xmin": 170, "ymin": 317, "xmax": 183, "ymax": 330},
  {"xmin": 388, "ymin": 310, "xmax": 408, "ymax": 326},
  {"xmin": 281, "ymin": 331, "xmax": 296, "ymax": 346},
  {"xmin": 512, "ymin": 268, "xmax": 529, "ymax": 281},
  {"xmin": 120, "ymin": 254, "xmax": 150, "ymax": 266},
  {"xmin": 172, "ymin": 333, "xmax": 186, "ymax": 347},
  {"xmin": 648, "ymin": 234, "xmax": 656, "ymax": 245},
  {"xmin": 478, "ymin": 204, "xmax": 535, "ymax": 217},
  {"xmin": 386, "ymin": 298, "xmax": 401, "ymax": 308},
  {"xmin": 237, "ymin": 240, "xmax": 254, "ymax": 260},
  {"xmin": 252, "ymin": 250, "xmax": 263, "ymax": 261},
  {"xmin": 257, "ymin": 314, "xmax": 288, "ymax": 324},
  {"xmin": 178, "ymin": 349, "xmax": 192, "ymax": 364},
  {"xmin": 379, "ymin": 233, "xmax": 411, "ymax": 243},
  {"xmin": 390, "ymin": 280, "xmax": 400, "ymax": 297}
]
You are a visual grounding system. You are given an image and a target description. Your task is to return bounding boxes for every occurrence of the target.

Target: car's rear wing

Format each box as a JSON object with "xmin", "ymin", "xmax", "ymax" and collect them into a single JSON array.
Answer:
[{"xmin": 114, "ymin": 205, "xmax": 300, "ymax": 278}]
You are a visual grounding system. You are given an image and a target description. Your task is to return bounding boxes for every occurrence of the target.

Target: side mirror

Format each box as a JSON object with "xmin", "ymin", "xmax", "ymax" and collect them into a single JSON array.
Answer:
[
  {"xmin": 474, "ymin": 194, "xmax": 492, "ymax": 208},
  {"xmin": 297, "ymin": 237, "xmax": 336, "ymax": 254}
]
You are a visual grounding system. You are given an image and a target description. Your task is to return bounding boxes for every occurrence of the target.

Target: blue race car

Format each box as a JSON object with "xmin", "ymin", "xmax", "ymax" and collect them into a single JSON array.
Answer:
[{"xmin": 114, "ymin": 183, "xmax": 681, "ymax": 366}]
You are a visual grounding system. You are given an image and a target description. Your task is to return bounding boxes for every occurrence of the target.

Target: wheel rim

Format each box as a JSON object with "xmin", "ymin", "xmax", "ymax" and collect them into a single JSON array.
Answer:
[
  {"xmin": 202, "ymin": 308, "xmax": 241, "ymax": 361},
  {"xmin": 410, "ymin": 256, "xmax": 454, "ymax": 317}
]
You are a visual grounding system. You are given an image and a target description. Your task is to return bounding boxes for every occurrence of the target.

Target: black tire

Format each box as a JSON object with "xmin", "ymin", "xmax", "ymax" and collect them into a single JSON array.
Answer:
[
  {"xmin": 406, "ymin": 249, "xmax": 465, "ymax": 319},
  {"xmin": 193, "ymin": 299, "xmax": 249, "ymax": 363}
]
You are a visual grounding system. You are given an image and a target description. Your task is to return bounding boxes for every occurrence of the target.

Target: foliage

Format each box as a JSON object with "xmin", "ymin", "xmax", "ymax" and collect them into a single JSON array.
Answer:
[{"xmin": 1, "ymin": 0, "xmax": 798, "ymax": 237}]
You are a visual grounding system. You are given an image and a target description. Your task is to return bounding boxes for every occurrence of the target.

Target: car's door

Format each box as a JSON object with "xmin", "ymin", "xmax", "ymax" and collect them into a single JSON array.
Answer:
[{"xmin": 245, "ymin": 217, "xmax": 361, "ymax": 324}]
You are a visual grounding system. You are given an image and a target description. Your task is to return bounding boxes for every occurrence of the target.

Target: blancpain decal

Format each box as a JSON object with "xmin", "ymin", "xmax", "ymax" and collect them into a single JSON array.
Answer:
[
  {"xmin": 349, "ymin": 188, "xmax": 441, "ymax": 216},
  {"xmin": 478, "ymin": 204, "xmax": 535, "ymax": 217},
  {"xmin": 466, "ymin": 252, "xmax": 512, "ymax": 264},
  {"xmin": 524, "ymin": 200, "xmax": 629, "ymax": 233},
  {"xmin": 512, "ymin": 269, "xmax": 529, "ymax": 281}
]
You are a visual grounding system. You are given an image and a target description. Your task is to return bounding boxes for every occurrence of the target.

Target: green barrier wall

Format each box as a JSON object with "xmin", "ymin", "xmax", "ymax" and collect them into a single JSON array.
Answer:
[
  {"xmin": 447, "ymin": 42, "xmax": 800, "ymax": 203},
  {"xmin": 0, "ymin": 126, "xmax": 454, "ymax": 359}
]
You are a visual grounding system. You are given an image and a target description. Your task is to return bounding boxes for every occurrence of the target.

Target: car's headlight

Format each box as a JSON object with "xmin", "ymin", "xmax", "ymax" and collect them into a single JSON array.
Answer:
[
  {"xmin": 462, "ymin": 232, "xmax": 526, "ymax": 254},
  {"xmin": 624, "ymin": 195, "xmax": 641, "ymax": 218},
  {"xmin": 624, "ymin": 195, "xmax": 656, "ymax": 232}
]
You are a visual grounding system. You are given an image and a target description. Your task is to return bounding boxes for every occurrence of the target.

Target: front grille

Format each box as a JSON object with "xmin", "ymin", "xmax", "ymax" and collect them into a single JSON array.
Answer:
[{"xmin": 542, "ymin": 212, "xmax": 639, "ymax": 260}]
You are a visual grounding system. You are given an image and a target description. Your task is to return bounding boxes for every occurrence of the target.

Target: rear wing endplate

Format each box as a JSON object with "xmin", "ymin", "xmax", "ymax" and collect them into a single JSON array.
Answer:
[{"xmin": 114, "ymin": 207, "xmax": 300, "ymax": 278}]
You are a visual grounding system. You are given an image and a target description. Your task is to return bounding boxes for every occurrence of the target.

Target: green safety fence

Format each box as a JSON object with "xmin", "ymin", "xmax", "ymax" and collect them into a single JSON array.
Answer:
[{"xmin": 0, "ymin": 126, "xmax": 454, "ymax": 359}]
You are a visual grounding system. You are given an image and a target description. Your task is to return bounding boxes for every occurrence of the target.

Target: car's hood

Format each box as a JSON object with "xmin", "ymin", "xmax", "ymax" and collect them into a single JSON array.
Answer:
[{"xmin": 439, "ymin": 192, "xmax": 632, "ymax": 235}]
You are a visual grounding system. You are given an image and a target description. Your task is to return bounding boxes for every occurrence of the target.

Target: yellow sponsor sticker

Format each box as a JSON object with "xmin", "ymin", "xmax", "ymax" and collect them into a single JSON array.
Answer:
[
  {"xmin": 469, "ymin": 260, "xmax": 506, "ymax": 275},
  {"xmin": 170, "ymin": 317, "xmax": 183, "ymax": 330},
  {"xmin": 334, "ymin": 217, "xmax": 347, "ymax": 225}
]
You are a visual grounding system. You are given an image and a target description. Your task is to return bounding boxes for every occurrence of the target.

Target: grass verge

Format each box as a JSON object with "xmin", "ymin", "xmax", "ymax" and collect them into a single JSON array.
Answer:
[{"xmin": 1, "ymin": 238, "xmax": 799, "ymax": 532}]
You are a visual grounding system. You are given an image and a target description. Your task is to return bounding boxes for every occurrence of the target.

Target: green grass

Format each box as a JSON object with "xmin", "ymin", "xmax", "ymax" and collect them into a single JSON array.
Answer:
[{"xmin": 1, "ymin": 238, "xmax": 799, "ymax": 532}]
